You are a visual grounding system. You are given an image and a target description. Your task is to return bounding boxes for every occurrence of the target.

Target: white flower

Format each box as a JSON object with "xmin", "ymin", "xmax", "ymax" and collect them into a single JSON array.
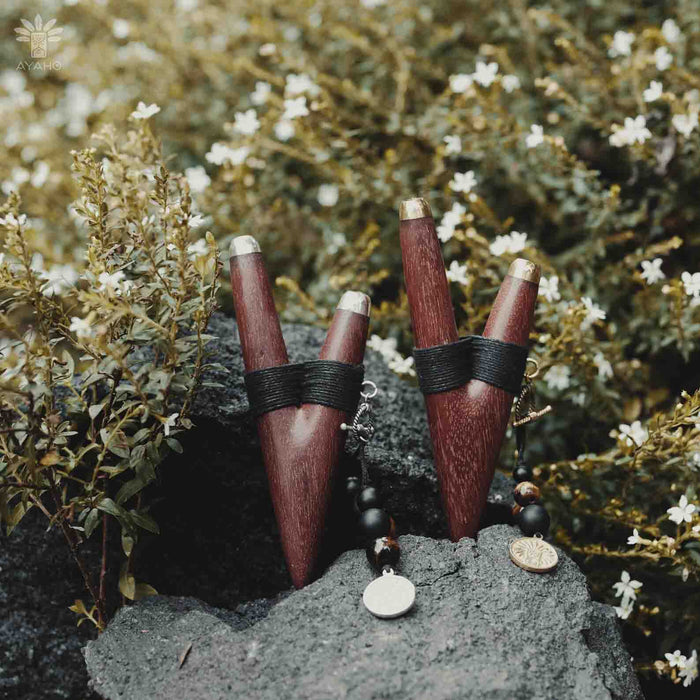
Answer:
[
  {"xmin": 627, "ymin": 528, "xmax": 642, "ymax": 545},
  {"xmin": 437, "ymin": 202, "xmax": 466, "ymax": 243},
  {"xmin": 282, "ymin": 96, "xmax": 309, "ymax": 120},
  {"xmin": 443, "ymin": 135, "xmax": 461, "ymax": 155},
  {"xmin": 508, "ymin": 231, "xmax": 528, "ymax": 252},
  {"xmin": 0, "ymin": 213, "xmax": 27, "ymax": 228},
  {"xmin": 259, "ymin": 43, "xmax": 276, "ymax": 56},
  {"xmin": 618, "ymin": 421, "xmax": 648, "ymax": 447},
  {"xmin": 251, "ymin": 81, "xmax": 271, "ymax": 106},
  {"xmin": 446, "ymin": 261, "xmax": 469, "ymax": 286},
  {"xmin": 163, "ymin": 413, "xmax": 178, "ymax": 437},
  {"xmin": 614, "ymin": 596, "xmax": 635, "ymax": 620},
  {"xmin": 317, "ymin": 184, "xmax": 339, "ymax": 207},
  {"xmin": 0, "ymin": 71, "xmax": 26, "ymax": 96},
  {"xmin": 682, "ymin": 271, "xmax": 700, "ymax": 297},
  {"xmin": 662, "ymin": 19, "xmax": 682, "ymax": 44},
  {"xmin": 360, "ymin": 0, "xmax": 387, "ymax": 7},
  {"xmin": 285, "ymin": 73, "xmax": 320, "ymax": 97},
  {"xmin": 538, "ymin": 275, "xmax": 561, "ymax": 303},
  {"xmin": 501, "ymin": 74, "xmax": 521, "ymax": 93},
  {"xmin": 112, "ymin": 19, "xmax": 130, "ymax": 39},
  {"xmin": 665, "ymin": 650, "xmax": 687, "ymax": 668},
  {"xmin": 609, "ymin": 30, "xmax": 635, "ymax": 58},
  {"xmin": 613, "ymin": 570, "xmax": 643, "ymax": 601},
  {"xmin": 609, "ymin": 116, "xmax": 652, "ymax": 147},
  {"xmin": 130, "ymin": 101, "xmax": 160, "ymax": 120},
  {"xmin": 206, "ymin": 143, "xmax": 249, "ymax": 166},
  {"xmin": 643, "ymin": 81, "xmax": 663, "ymax": 103},
  {"xmin": 655, "ymin": 46, "xmax": 673, "ymax": 71},
  {"xmin": 233, "ymin": 109, "xmax": 260, "ymax": 135},
  {"xmin": 667, "ymin": 494, "xmax": 697, "ymax": 524},
  {"xmin": 544, "ymin": 365, "xmax": 571, "ymax": 391},
  {"xmin": 449, "ymin": 73, "xmax": 473, "ymax": 93},
  {"xmin": 274, "ymin": 120, "xmax": 295, "ymax": 141},
  {"xmin": 593, "ymin": 352, "xmax": 613, "ymax": 380},
  {"xmin": 672, "ymin": 109, "xmax": 699, "ymax": 138},
  {"xmin": 41, "ymin": 264, "xmax": 79, "ymax": 297},
  {"xmin": 472, "ymin": 61, "xmax": 498, "ymax": 87},
  {"xmin": 368, "ymin": 334, "xmax": 398, "ymax": 360},
  {"xmin": 526, "ymin": 124, "xmax": 544, "ymax": 149},
  {"xmin": 176, "ymin": 0, "xmax": 198, "ymax": 9},
  {"xmin": 388, "ymin": 354, "xmax": 415, "ymax": 377},
  {"xmin": 490, "ymin": 231, "xmax": 528, "ymax": 256},
  {"xmin": 187, "ymin": 239, "xmax": 209, "ymax": 258},
  {"xmin": 97, "ymin": 270, "xmax": 130, "ymax": 295},
  {"xmin": 640, "ymin": 258, "xmax": 665, "ymax": 284},
  {"xmin": 188, "ymin": 214, "xmax": 205, "ymax": 229},
  {"xmin": 679, "ymin": 650, "xmax": 698, "ymax": 687},
  {"xmin": 449, "ymin": 170, "xmax": 477, "ymax": 194},
  {"xmin": 69, "ymin": 316, "xmax": 93, "ymax": 339},
  {"xmin": 581, "ymin": 296, "xmax": 606, "ymax": 328},
  {"xmin": 31, "ymin": 161, "xmax": 50, "ymax": 189},
  {"xmin": 185, "ymin": 166, "xmax": 211, "ymax": 194},
  {"xmin": 326, "ymin": 232, "xmax": 346, "ymax": 254}
]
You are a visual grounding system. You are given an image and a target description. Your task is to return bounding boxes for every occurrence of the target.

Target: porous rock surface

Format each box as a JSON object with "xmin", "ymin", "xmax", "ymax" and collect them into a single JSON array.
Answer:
[{"xmin": 85, "ymin": 527, "xmax": 643, "ymax": 700}]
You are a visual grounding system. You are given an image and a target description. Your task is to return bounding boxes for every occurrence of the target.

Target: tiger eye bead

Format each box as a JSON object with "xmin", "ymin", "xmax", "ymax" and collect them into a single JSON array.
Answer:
[
  {"xmin": 366, "ymin": 536, "xmax": 400, "ymax": 570},
  {"xmin": 514, "ymin": 481, "xmax": 540, "ymax": 506}
]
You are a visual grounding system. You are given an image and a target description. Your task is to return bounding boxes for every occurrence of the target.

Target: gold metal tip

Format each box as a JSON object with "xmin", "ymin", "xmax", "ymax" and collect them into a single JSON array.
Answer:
[
  {"xmin": 337, "ymin": 291, "xmax": 371, "ymax": 317},
  {"xmin": 229, "ymin": 235, "xmax": 261, "ymax": 257},
  {"xmin": 399, "ymin": 197, "xmax": 432, "ymax": 221},
  {"xmin": 508, "ymin": 258, "xmax": 541, "ymax": 284}
]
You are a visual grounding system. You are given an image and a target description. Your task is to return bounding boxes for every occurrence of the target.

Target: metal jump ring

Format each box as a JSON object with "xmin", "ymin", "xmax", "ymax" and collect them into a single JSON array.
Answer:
[
  {"xmin": 524, "ymin": 358, "xmax": 540, "ymax": 380},
  {"xmin": 361, "ymin": 380, "xmax": 378, "ymax": 400}
]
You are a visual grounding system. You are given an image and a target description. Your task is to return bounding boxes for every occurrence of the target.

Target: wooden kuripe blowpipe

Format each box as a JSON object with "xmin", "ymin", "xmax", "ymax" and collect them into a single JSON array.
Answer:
[
  {"xmin": 229, "ymin": 235, "xmax": 371, "ymax": 588},
  {"xmin": 399, "ymin": 198, "xmax": 540, "ymax": 541}
]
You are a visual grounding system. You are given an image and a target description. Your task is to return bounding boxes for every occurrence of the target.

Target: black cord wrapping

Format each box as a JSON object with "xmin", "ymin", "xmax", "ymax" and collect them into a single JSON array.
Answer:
[
  {"xmin": 244, "ymin": 360, "xmax": 364, "ymax": 417},
  {"xmin": 413, "ymin": 335, "xmax": 528, "ymax": 396}
]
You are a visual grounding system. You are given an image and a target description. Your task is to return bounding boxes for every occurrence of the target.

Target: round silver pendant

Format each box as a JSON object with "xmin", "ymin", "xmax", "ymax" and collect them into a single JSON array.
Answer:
[
  {"xmin": 362, "ymin": 572, "xmax": 415, "ymax": 619},
  {"xmin": 509, "ymin": 536, "xmax": 559, "ymax": 573}
]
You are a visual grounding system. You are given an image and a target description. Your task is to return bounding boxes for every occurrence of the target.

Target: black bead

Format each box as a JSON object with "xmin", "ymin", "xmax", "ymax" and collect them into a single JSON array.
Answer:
[
  {"xmin": 356, "ymin": 486, "xmax": 383, "ymax": 512},
  {"xmin": 518, "ymin": 503, "xmax": 550, "ymax": 537},
  {"xmin": 512, "ymin": 463, "xmax": 533, "ymax": 483},
  {"xmin": 345, "ymin": 476, "xmax": 361, "ymax": 500},
  {"xmin": 357, "ymin": 508, "xmax": 391, "ymax": 540},
  {"xmin": 366, "ymin": 536, "xmax": 400, "ymax": 570}
]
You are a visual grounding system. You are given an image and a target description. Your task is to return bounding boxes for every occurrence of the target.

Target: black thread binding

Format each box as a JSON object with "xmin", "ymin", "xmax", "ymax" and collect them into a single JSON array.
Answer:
[
  {"xmin": 413, "ymin": 336, "xmax": 528, "ymax": 396},
  {"xmin": 301, "ymin": 360, "xmax": 364, "ymax": 413},
  {"xmin": 244, "ymin": 360, "xmax": 364, "ymax": 417}
]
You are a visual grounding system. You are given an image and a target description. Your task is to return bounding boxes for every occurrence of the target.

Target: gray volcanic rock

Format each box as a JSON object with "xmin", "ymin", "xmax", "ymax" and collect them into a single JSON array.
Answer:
[
  {"xmin": 85, "ymin": 526, "xmax": 642, "ymax": 700},
  {"xmin": 138, "ymin": 313, "xmax": 514, "ymax": 608}
]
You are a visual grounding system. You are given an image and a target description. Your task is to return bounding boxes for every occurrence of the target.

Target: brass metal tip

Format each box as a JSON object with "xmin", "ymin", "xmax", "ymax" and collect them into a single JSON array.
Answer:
[
  {"xmin": 229, "ymin": 235, "xmax": 261, "ymax": 257},
  {"xmin": 399, "ymin": 197, "xmax": 432, "ymax": 221},
  {"xmin": 508, "ymin": 258, "xmax": 541, "ymax": 284},
  {"xmin": 337, "ymin": 291, "xmax": 371, "ymax": 317}
]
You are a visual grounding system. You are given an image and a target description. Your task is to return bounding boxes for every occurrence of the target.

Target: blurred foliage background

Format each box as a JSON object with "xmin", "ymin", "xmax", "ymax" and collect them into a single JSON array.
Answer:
[{"xmin": 1, "ymin": 0, "xmax": 700, "ymax": 692}]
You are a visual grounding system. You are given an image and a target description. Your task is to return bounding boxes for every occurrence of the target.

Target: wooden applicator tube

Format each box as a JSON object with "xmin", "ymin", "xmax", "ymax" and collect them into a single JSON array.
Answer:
[
  {"xmin": 399, "ymin": 199, "xmax": 540, "ymax": 541},
  {"xmin": 230, "ymin": 236, "xmax": 370, "ymax": 588}
]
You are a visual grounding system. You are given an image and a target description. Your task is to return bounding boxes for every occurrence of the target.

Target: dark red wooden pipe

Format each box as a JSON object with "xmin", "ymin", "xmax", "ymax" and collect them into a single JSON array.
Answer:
[
  {"xmin": 229, "ymin": 236, "xmax": 370, "ymax": 588},
  {"xmin": 399, "ymin": 198, "xmax": 540, "ymax": 541}
]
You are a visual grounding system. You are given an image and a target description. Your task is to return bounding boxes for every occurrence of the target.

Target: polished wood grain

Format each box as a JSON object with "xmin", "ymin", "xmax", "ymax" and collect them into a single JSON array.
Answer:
[
  {"xmin": 230, "ymin": 252, "xmax": 369, "ymax": 588},
  {"xmin": 400, "ymin": 215, "xmax": 538, "ymax": 541}
]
